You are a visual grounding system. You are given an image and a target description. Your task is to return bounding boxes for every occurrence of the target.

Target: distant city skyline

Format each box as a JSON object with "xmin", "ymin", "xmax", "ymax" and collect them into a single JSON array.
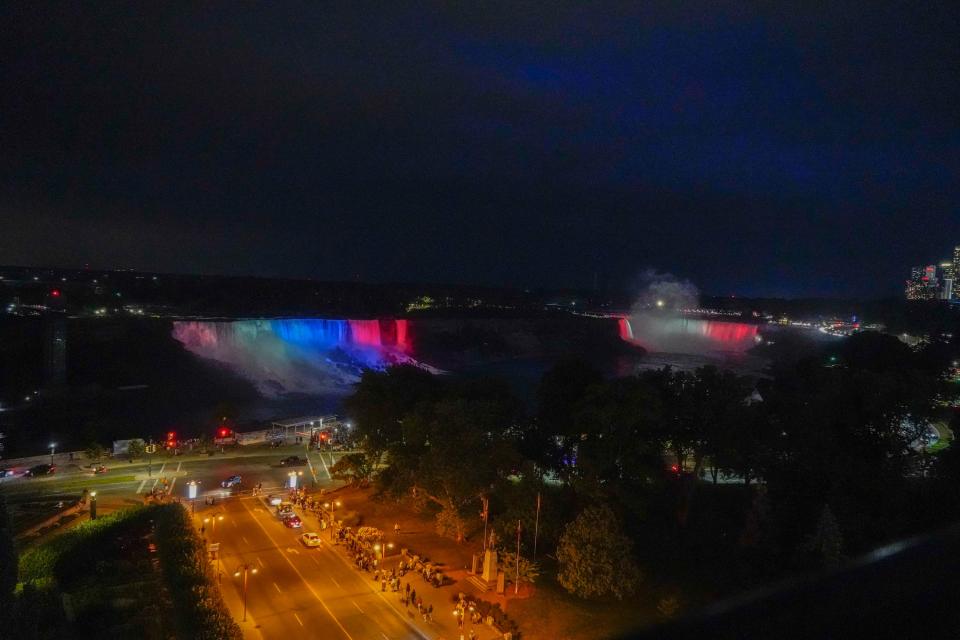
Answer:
[{"xmin": 905, "ymin": 245, "xmax": 960, "ymax": 301}]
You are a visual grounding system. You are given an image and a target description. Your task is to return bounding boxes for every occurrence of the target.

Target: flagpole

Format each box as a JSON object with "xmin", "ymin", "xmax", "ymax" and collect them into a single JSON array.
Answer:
[
  {"xmin": 515, "ymin": 519, "xmax": 521, "ymax": 594},
  {"xmin": 482, "ymin": 496, "xmax": 489, "ymax": 551},
  {"xmin": 533, "ymin": 492, "xmax": 541, "ymax": 561}
]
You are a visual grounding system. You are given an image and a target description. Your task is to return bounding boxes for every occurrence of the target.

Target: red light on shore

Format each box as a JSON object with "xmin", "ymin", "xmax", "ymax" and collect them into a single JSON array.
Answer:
[{"xmin": 50, "ymin": 289, "xmax": 61, "ymax": 297}]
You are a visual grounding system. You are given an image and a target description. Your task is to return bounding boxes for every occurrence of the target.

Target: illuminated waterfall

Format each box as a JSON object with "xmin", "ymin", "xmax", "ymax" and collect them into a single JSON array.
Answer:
[
  {"xmin": 618, "ymin": 315, "xmax": 758, "ymax": 354},
  {"xmin": 172, "ymin": 318, "xmax": 417, "ymax": 396}
]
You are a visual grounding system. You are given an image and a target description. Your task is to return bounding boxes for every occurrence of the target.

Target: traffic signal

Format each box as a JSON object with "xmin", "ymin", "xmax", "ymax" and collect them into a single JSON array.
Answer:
[{"xmin": 218, "ymin": 427, "xmax": 230, "ymax": 438}]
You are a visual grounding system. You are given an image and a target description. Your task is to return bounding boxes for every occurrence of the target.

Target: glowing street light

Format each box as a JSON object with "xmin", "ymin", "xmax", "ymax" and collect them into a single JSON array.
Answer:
[
  {"xmin": 288, "ymin": 470, "xmax": 303, "ymax": 489},
  {"xmin": 203, "ymin": 514, "xmax": 224, "ymax": 541},
  {"xmin": 373, "ymin": 541, "xmax": 394, "ymax": 562},
  {"xmin": 233, "ymin": 563, "xmax": 258, "ymax": 622},
  {"xmin": 49, "ymin": 442, "xmax": 56, "ymax": 465},
  {"xmin": 89, "ymin": 490, "xmax": 97, "ymax": 520},
  {"xmin": 323, "ymin": 500, "xmax": 342, "ymax": 539}
]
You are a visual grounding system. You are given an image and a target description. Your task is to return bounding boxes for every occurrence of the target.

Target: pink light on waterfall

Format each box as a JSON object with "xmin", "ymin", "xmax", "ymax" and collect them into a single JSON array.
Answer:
[
  {"xmin": 395, "ymin": 319, "xmax": 410, "ymax": 352},
  {"xmin": 348, "ymin": 320, "xmax": 382, "ymax": 347},
  {"xmin": 618, "ymin": 316, "xmax": 634, "ymax": 341}
]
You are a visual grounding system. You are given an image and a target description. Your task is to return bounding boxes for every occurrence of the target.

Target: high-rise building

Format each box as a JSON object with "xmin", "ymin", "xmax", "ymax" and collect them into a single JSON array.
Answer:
[
  {"xmin": 906, "ymin": 265, "xmax": 940, "ymax": 300},
  {"xmin": 940, "ymin": 261, "xmax": 955, "ymax": 301},
  {"xmin": 953, "ymin": 246, "xmax": 960, "ymax": 300}
]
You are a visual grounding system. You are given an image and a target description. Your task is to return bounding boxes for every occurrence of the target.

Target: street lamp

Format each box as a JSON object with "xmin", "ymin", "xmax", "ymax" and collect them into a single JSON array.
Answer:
[
  {"xmin": 49, "ymin": 442, "xmax": 56, "ymax": 465},
  {"xmin": 373, "ymin": 542, "xmax": 394, "ymax": 562},
  {"xmin": 89, "ymin": 491, "xmax": 97, "ymax": 520},
  {"xmin": 233, "ymin": 563, "xmax": 258, "ymax": 622},
  {"xmin": 288, "ymin": 470, "xmax": 303, "ymax": 489},
  {"xmin": 203, "ymin": 514, "xmax": 225, "ymax": 541},
  {"xmin": 323, "ymin": 500, "xmax": 342, "ymax": 539}
]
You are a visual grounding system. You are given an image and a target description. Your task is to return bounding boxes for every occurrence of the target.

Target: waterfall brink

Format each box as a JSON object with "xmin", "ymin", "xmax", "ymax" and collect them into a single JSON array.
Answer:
[
  {"xmin": 172, "ymin": 318, "xmax": 421, "ymax": 397},
  {"xmin": 617, "ymin": 314, "xmax": 758, "ymax": 354}
]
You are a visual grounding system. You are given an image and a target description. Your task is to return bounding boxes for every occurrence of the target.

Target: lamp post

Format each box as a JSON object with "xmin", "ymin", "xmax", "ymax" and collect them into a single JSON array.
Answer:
[
  {"xmin": 288, "ymin": 470, "xmax": 302, "ymax": 489},
  {"xmin": 203, "ymin": 514, "xmax": 224, "ymax": 581},
  {"xmin": 373, "ymin": 542, "xmax": 394, "ymax": 562},
  {"xmin": 323, "ymin": 500, "xmax": 341, "ymax": 539},
  {"xmin": 233, "ymin": 563, "xmax": 258, "ymax": 622},
  {"xmin": 49, "ymin": 442, "xmax": 56, "ymax": 466},
  {"xmin": 89, "ymin": 490, "xmax": 97, "ymax": 520},
  {"xmin": 203, "ymin": 514, "xmax": 224, "ymax": 541}
]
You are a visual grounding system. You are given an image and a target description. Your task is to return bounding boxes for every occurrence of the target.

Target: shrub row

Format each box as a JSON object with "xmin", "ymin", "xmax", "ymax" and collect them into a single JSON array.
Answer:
[{"xmin": 152, "ymin": 503, "xmax": 242, "ymax": 640}]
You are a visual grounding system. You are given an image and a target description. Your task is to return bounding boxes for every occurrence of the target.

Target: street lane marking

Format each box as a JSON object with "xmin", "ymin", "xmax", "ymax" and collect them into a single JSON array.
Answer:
[
  {"xmin": 381, "ymin": 634, "xmax": 389, "ymax": 640},
  {"xmin": 331, "ymin": 576, "xmax": 341, "ymax": 589},
  {"xmin": 311, "ymin": 556, "xmax": 321, "ymax": 566},
  {"xmin": 239, "ymin": 498, "xmax": 355, "ymax": 639},
  {"xmin": 175, "ymin": 461, "xmax": 182, "ymax": 473},
  {"xmin": 257, "ymin": 557, "xmax": 265, "ymax": 568},
  {"xmin": 273, "ymin": 582, "xmax": 282, "ymax": 593},
  {"xmin": 242, "ymin": 536, "xmax": 249, "ymax": 544},
  {"xmin": 169, "ymin": 477, "xmax": 177, "ymax": 493},
  {"xmin": 352, "ymin": 600, "xmax": 364, "ymax": 614},
  {"xmin": 317, "ymin": 452, "xmax": 332, "ymax": 479},
  {"xmin": 294, "ymin": 613, "xmax": 304, "ymax": 627},
  {"xmin": 137, "ymin": 479, "xmax": 147, "ymax": 493}
]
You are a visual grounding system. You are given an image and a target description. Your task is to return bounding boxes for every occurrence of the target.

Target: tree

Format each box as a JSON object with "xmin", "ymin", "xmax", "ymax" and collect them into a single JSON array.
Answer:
[
  {"xmin": 343, "ymin": 365, "xmax": 442, "ymax": 465},
  {"xmin": 0, "ymin": 493, "xmax": 16, "ymax": 624},
  {"xmin": 497, "ymin": 549, "xmax": 541, "ymax": 586},
  {"xmin": 84, "ymin": 442, "xmax": 106, "ymax": 464},
  {"xmin": 329, "ymin": 453, "xmax": 375, "ymax": 487},
  {"xmin": 127, "ymin": 438, "xmax": 146, "ymax": 461},
  {"xmin": 556, "ymin": 504, "xmax": 641, "ymax": 599}
]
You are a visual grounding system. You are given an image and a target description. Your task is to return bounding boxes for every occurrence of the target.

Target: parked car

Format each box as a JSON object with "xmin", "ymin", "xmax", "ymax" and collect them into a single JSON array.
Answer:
[
  {"xmin": 0, "ymin": 468, "xmax": 11, "ymax": 478},
  {"xmin": 26, "ymin": 464, "xmax": 55, "ymax": 476},
  {"xmin": 91, "ymin": 465, "xmax": 107, "ymax": 474},
  {"xmin": 300, "ymin": 532, "xmax": 322, "ymax": 547},
  {"xmin": 279, "ymin": 456, "xmax": 306, "ymax": 466},
  {"xmin": 220, "ymin": 475, "xmax": 242, "ymax": 488},
  {"xmin": 282, "ymin": 514, "xmax": 302, "ymax": 529}
]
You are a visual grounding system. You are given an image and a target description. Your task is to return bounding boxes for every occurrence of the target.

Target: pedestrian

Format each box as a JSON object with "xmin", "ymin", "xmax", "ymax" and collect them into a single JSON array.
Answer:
[
  {"xmin": 405, "ymin": 582, "xmax": 410, "ymax": 597},
  {"xmin": 469, "ymin": 630, "xmax": 476, "ymax": 640},
  {"xmin": 427, "ymin": 604, "xmax": 433, "ymax": 621},
  {"xmin": 381, "ymin": 578, "xmax": 386, "ymax": 592},
  {"xmin": 394, "ymin": 522, "xmax": 400, "ymax": 535},
  {"xmin": 410, "ymin": 589, "xmax": 416, "ymax": 607},
  {"xmin": 417, "ymin": 598, "xmax": 423, "ymax": 615}
]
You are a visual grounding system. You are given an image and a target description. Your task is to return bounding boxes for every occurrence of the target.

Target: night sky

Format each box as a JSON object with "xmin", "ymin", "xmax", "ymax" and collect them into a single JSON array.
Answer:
[{"xmin": 1, "ymin": 2, "xmax": 958, "ymax": 297}]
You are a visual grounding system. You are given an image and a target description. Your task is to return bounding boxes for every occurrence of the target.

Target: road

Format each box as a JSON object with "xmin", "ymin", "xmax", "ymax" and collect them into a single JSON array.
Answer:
[{"xmin": 210, "ymin": 495, "xmax": 423, "ymax": 640}]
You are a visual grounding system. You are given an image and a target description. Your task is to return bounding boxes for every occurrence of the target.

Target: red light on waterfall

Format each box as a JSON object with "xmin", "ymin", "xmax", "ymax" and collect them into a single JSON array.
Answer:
[
  {"xmin": 395, "ymin": 319, "xmax": 410, "ymax": 351},
  {"xmin": 348, "ymin": 320, "xmax": 382, "ymax": 347}
]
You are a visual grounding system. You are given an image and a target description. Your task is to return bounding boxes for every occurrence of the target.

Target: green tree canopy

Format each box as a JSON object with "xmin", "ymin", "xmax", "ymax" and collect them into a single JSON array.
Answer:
[{"xmin": 556, "ymin": 503, "xmax": 641, "ymax": 600}]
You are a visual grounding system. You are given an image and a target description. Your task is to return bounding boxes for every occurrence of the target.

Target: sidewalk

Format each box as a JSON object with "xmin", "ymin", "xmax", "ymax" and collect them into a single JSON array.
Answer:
[{"xmin": 299, "ymin": 503, "xmax": 505, "ymax": 640}]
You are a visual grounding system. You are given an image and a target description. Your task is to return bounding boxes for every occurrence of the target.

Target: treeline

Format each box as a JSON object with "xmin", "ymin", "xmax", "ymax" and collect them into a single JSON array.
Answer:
[{"xmin": 338, "ymin": 331, "xmax": 960, "ymax": 602}]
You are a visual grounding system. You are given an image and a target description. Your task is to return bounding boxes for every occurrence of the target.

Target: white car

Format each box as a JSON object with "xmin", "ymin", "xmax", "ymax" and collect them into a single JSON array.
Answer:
[
  {"xmin": 266, "ymin": 494, "xmax": 283, "ymax": 506},
  {"xmin": 300, "ymin": 532, "xmax": 322, "ymax": 547}
]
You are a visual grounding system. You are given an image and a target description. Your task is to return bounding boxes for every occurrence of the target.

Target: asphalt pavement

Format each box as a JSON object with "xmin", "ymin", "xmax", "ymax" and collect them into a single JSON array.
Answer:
[{"xmin": 208, "ymin": 495, "xmax": 425, "ymax": 640}]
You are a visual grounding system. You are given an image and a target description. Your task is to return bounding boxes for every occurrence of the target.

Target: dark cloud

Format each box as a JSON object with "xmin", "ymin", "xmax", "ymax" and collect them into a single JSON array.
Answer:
[{"xmin": 1, "ymin": 1, "xmax": 958, "ymax": 296}]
